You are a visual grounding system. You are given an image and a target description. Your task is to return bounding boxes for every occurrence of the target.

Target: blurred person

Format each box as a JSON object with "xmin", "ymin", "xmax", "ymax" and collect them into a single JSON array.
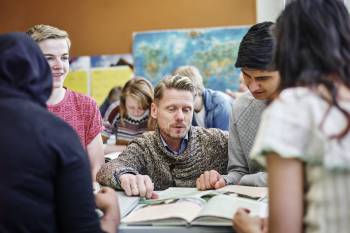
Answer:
[
  {"xmin": 233, "ymin": 0, "xmax": 350, "ymax": 232},
  {"xmin": 100, "ymin": 86, "xmax": 122, "ymax": 117},
  {"xmin": 0, "ymin": 32, "xmax": 119, "ymax": 233}
]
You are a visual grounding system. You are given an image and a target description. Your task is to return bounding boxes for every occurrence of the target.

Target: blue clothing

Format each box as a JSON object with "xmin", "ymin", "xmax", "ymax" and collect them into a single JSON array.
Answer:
[
  {"xmin": 160, "ymin": 132, "xmax": 189, "ymax": 155},
  {"xmin": 192, "ymin": 88, "xmax": 233, "ymax": 130},
  {"xmin": 0, "ymin": 33, "xmax": 102, "ymax": 233},
  {"xmin": 99, "ymin": 98, "xmax": 111, "ymax": 117}
]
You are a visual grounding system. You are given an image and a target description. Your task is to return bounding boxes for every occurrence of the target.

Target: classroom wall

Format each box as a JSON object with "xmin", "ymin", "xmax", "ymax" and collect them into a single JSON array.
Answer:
[{"xmin": 0, "ymin": 0, "xmax": 256, "ymax": 56}]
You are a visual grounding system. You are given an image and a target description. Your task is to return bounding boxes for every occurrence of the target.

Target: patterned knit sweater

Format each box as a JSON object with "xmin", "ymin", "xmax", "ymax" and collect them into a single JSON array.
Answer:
[
  {"xmin": 97, "ymin": 126, "xmax": 228, "ymax": 190},
  {"xmin": 102, "ymin": 101, "xmax": 149, "ymax": 145}
]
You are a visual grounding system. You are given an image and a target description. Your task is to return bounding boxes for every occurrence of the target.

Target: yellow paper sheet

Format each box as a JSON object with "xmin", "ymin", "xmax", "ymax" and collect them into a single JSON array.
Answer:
[
  {"xmin": 64, "ymin": 70, "xmax": 89, "ymax": 95},
  {"xmin": 91, "ymin": 66, "xmax": 133, "ymax": 105}
]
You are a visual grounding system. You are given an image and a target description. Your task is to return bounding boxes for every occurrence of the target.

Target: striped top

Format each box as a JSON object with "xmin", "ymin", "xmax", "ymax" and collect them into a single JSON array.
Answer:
[
  {"xmin": 102, "ymin": 101, "xmax": 149, "ymax": 145},
  {"xmin": 251, "ymin": 87, "xmax": 350, "ymax": 233}
]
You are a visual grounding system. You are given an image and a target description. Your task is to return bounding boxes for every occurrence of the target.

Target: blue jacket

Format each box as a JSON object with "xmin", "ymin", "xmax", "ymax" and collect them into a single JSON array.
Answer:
[{"xmin": 192, "ymin": 88, "xmax": 233, "ymax": 130}]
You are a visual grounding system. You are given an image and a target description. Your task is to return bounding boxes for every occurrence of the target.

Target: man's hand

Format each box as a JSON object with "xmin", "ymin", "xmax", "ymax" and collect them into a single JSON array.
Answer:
[
  {"xmin": 232, "ymin": 208, "xmax": 267, "ymax": 233},
  {"xmin": 95, "ymin": 187, "xmax": 120, "ymax": 233},
  {"xmin": 196, "ymin": 170, "xmax": 226, "ymax": 190},
  {"xmin": 119, "ymin": 174, "xmax": 157, "ymax": 199}
]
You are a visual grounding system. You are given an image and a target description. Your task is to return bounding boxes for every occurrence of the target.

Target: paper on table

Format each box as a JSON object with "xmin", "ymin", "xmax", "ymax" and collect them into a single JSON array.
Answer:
[{"xmin": 218, "ymin": 185, "xmax": 267, "ymax": 199}]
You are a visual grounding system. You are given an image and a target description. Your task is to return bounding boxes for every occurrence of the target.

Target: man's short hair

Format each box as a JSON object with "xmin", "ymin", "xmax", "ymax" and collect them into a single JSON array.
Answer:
[
  {"xmin": 154, "ymin": 75, "xmax": 196, "ymax": 103},
  {"xmin": 172, "ymin": 65, "xmax": 204, "ymax": 94},
  {"xmin": 26, "ymin": 24, "xmax": 71, "ymax": 49},
  {"xmin": 235, "ymin": 21, "xmax": 274, "ymax": 70}
]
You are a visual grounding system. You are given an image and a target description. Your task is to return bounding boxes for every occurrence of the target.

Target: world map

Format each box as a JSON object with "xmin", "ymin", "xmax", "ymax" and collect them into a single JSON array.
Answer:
[{"xmin": 133, "ymin": 26, "xmax": 249, "ymax": 91}]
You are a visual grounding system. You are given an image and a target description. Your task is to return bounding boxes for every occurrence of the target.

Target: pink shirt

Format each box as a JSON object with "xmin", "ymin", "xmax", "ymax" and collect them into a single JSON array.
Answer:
[{"xmin": 47, "ymin": 89, "xmax": 103, "ymax": 149}]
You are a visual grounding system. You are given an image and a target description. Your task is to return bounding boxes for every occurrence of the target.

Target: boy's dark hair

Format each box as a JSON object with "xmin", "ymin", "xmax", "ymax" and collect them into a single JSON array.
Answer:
[{"xmin": 235, "ymin": 21, "xmax": 274, "ymax": 70}]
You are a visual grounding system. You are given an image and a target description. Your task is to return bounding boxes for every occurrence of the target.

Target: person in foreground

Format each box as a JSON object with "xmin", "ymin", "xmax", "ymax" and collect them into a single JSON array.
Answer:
[
  {"xmin": 197, "ymin": 21, "xmax": 280, "ymax": 189},
  {"xmin": 233, "ymin": 0, "xmax": 350, "ymax": 232},
  {"xmin": 97, "ymin": 75, "xmax": 228, "ymax": 198},
  {"xmin": 0, "ymin": 32, "xmax": 119, "ymax": 233},
  {"xmin": 27, "ymin": 25, "xmax": 105, "ymax": 181}
]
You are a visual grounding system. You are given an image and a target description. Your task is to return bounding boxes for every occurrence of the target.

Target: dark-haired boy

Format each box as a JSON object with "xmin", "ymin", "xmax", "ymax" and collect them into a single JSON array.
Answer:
[{"xmin": 197, "ymin": 21, "xmax": 280, "ymax": 189}]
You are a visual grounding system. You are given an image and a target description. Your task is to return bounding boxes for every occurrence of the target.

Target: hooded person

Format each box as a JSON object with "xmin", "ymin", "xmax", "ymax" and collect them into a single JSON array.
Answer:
[{"xmin": 0, "ymin": 32, "xmax": 119, "ymax": 233}]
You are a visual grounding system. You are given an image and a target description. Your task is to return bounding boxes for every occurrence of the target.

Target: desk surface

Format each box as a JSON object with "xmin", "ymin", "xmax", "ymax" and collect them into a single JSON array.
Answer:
[{"xmin": 118, "ymin": 225, "xmax": 233, "ymax": 233}]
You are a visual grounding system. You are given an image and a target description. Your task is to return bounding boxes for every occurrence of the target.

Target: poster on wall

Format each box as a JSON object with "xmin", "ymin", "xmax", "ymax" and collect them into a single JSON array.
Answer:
[
  {"xmin": 91, "ymin": 66, "xmax": 133, "ymax": 105},
  {"xmin": 65, "ymin": 54, "xmax": 133, "ymax": 105},
  {"xmin": 64, "ymin": 70, "xmax": 89, "ymax": 95},
  {"xmin": 132, "ymin": 26, "xmax": 249, "ymax": 92}
]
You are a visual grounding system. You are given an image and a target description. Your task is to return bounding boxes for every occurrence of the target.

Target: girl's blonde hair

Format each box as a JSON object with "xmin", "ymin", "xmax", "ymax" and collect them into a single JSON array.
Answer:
[{"xmin": 119, "ymin": 77, "xmax": 154, "ymax": 129}]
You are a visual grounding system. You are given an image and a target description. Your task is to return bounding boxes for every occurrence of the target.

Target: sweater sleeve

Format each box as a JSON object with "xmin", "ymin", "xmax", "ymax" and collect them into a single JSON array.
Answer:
[
  {"xmin": 223, "ymin": 113, "xmax": 250, "ymax": 185},
  {"xmin": 224, "ymin": 123, "xmax": 267, "ymax": 186},
  {"xmin": 97, "ymin": 138, "xmax": 148, "ymax": 189}
]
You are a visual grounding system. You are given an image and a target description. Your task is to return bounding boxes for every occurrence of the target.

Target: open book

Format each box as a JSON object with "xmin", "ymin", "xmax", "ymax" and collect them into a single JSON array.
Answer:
[{"xmin": 122, "ymin": 187, "xmax": 267, "ymax": 226}]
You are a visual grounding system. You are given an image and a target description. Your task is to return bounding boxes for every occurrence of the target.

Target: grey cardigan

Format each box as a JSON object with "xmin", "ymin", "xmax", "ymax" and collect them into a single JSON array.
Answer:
[{"xmin": 223, "ymin": 92, "xmax": 268, "ymax": 186}]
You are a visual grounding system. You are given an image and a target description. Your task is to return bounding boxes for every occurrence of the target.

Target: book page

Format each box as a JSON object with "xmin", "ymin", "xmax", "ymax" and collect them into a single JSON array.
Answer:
[
  {"xmin": 122, "ymin": 201, "xmax": 202, "ymax": 225},
  {"xmin": 192, "ymin": 195, "xmax": 267, "ymax": 226},
  {"xmin": 116, "ymin": 191, "xmax": 140, "ymax": 218},
  {"xmin": 140, "ymin": 187, "xmax": 217, "ymax": 205},
  {"xmin": 218, "ymin": 185, "xmax": 268, "ymax": 199}
]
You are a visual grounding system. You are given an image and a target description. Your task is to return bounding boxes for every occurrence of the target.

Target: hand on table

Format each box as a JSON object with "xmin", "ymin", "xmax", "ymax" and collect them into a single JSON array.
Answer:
[
  {"xmin": 95, "ymin": 187, "xmax": 120, "ymax": 233},
  {"xmin": 196, "ymin": 170, "xmax": 226, "ymax": 190},
  {"xmin": 119, "ymin": 174, "xmax": 158, "ymax": 199},
  {"xmin": 233, "ymin": 208, "xmax": 267, "ymax": 233}
]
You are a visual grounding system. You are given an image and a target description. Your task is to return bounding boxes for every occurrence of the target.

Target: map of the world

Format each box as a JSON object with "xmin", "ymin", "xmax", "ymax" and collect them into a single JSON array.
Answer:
[{"xmin": 133, "ymin": 26, "xmax": 249, "ymax": 91}]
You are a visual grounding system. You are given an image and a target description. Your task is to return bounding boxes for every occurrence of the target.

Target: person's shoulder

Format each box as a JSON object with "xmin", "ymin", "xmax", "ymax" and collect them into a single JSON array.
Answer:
[
  {"xmin": 192, "ymin": 126, "xmax": 228, "ymax": 138},
  {"xmin": 36, "ymin": 106, "xmax": 83, "ymax": 149},
  {"xmin": 106, "ymin": 100, "xmax": 121, "ymax": 112},
  {"xmin": 264, "ymin": 87, "xmax": 320, "ymax": 122},
  {"xmin": 231, "ymin": 91, "xmax": 257, "ymax": 114},
  {"xmin": 279, "ymin": 87, "xmax": 314, "ymax": 99},
  {"xmin": 128, "ymin": 130, "xmax": 157, "ymax": 145},
  {"xmin": 234, "ymin": 91, "xmax": 255, "ymax": 106},
  {"xmin": 66, "ymin": 89, "xmax": 98, "ymax": 105},
  {"xmin": 274, "ymin": 87, "xmax": 318, "ymax": 108},
  {"xmin": 205, "ymin": 88, "xmax": 232, "ymax": 103}
]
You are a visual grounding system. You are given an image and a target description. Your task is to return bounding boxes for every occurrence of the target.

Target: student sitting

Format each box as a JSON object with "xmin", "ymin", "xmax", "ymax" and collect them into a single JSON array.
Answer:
[
  {"xmin": 102, "ymin": 77, "xmax": 154, "ymax": 153},
  {"xmin": 100, "ymin": 86, "xmax": 122, "ymax": 117},
  {"xmin": 97, "ymin": 75, "xmax": 228, "ymax": 198},
  {"xmin": 197, "ymin": 22, "xmax": 280, "ymax": 189}
]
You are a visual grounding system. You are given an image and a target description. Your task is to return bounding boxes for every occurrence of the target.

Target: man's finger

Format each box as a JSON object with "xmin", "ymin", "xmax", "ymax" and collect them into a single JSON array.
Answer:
[
  {"xmin": 209, "ymin": 170, "xmax": 220, "ymax": 186},
  {"xmin": 136, "ymin": 175, "xmax": 147, "ymax": 197},
  {"xmin": 199, "ymin": 174, "xmax": 206, "ymax": 190},
  {"xmin": 204, "ymin": 171, "xmax": 211, "ymax": 189},
  {"xmin": 120, "ymin": 175, "xmax": 132, "ymax": 196},
  {"xmin": 129, "ymin": 176, "xmax": 139, "ymax": 196},
  {"xmin": 214, "ymin": 177, "xmax": 226, "ymax": 189},
  {"xmin": 143, "ymin": 176, "xmax": 154, "ymax": 199}
]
